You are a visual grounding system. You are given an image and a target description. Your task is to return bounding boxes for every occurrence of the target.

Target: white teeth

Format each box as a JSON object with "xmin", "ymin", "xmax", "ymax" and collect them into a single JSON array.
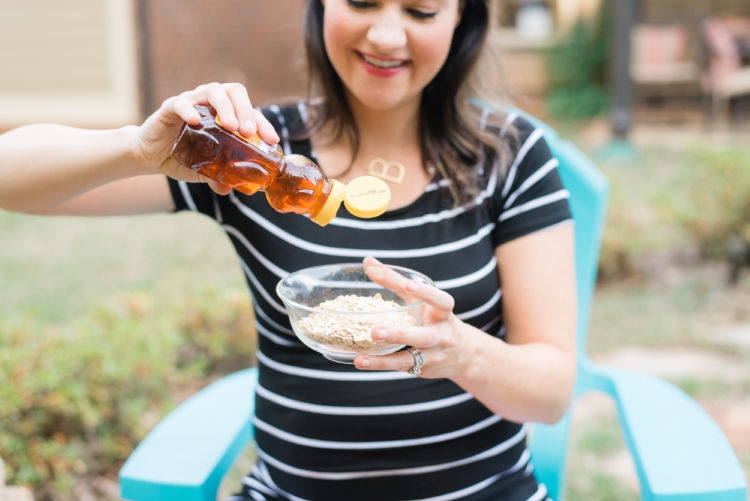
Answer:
[{"xmin": 363, "ymin": 55, "xmax": 404, "ymax": 69}]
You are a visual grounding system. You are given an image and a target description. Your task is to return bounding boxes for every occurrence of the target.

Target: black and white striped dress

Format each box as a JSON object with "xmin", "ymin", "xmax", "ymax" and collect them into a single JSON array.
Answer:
[{"xmin": 168, "ymin": 103, "xmax": 572, "ymax": 501}]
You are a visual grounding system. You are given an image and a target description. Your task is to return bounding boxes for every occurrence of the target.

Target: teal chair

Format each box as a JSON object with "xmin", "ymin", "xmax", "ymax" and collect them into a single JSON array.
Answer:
[{"xmin": 119, "ymin": 115, "xmax": 748, "ymax": 501}]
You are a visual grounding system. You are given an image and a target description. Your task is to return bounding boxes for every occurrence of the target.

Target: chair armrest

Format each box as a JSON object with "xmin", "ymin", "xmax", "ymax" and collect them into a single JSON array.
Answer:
[
  {"xmin": 119, "ymin": 368, "xmax": 258, "ymax": 501},
  {"xmin": 604, "ymin": 366, "xmax": 747, "ymax": 500}
]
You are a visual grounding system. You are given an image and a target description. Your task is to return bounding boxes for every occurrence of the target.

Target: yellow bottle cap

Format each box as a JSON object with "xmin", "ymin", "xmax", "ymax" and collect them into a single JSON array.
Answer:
[
  {"xmin": 310, "ymin": 179, "xmax": 346, "ymax": 226},
  {"xmin": 343, "ymin": 176, "xmax": 391, "ymax": 219}
]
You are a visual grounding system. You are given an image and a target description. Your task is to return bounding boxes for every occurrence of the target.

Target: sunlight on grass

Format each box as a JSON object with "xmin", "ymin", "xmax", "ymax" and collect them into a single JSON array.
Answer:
[
  {"xmin": 566, "ymin": 396, "xmax": 639, "ymax": 501},
  {"xmin": 0, "ymin": 211, "xmax": 245, "ymax": 321},
  {"xmin": 218, "ymin": 444, "xmax": 257, "ymax": 499},
  {"xmin": 674, "ymin": 377, "xmax": 734, "ymax": 399}
]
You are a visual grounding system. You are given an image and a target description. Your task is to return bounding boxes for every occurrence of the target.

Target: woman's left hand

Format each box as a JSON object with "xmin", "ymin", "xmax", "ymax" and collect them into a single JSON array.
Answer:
[
  {"xmin": 354, "ymin": 223, "xmax": 577, "ymax": 425},
  {"xmin": 353, "ymin": 256, "xmax": 468, "ymax": 379}
]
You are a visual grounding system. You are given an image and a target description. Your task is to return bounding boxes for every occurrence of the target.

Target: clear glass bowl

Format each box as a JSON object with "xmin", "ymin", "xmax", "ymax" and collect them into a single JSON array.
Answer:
[{"xmin": 276, "ymin": 263, "xmax": 432, "ymax": 364}]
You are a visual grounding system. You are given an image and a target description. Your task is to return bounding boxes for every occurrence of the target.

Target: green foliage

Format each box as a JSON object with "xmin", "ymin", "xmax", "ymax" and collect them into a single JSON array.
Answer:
[
  {"xmin": 667, "ymin": 148, "xmax": 750, "ymax": 261},
  {"xmin": 0, "ymin": 288, "xmax": 255, "ymax": 500},
  {"xmin": 674, "ymin": 378, "xmax": 732, "ymax": 398},
  {"xmin": 597, "ymin": 148, "xmax": 690, "ymax": 281},
  {"xmin": 597, "ymin": 145, "xmax": 750, "ymax": 282},
  {"xmin": 547, "ymin": 4, "xmax": 611, "ymax": 119}
]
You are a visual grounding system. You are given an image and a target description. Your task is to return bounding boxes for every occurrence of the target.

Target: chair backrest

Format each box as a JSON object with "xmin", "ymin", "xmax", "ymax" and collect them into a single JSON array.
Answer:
[
  {"xmin": 514, "ymin": 112, "xmax": 609, "ymax": 360},
  {"xmin": 515, "ymin": 111, "xmax": 609, "ymax": 500}
]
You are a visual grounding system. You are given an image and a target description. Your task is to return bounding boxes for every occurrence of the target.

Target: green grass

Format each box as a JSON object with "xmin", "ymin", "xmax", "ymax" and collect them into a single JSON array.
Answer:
[
  {"xmin": 0, "ymin": 211, "xmax": 246, "ymax": 321},
  {"xmin": 566, "ymin": 408, "xmax": 640, "ymax": 501},
  {"xmin": 0, "ymin": 210, "xmax": 257, "ymax": 500}
]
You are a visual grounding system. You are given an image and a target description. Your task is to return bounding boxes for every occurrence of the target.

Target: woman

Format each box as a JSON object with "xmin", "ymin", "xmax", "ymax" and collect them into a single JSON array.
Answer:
[{"xmin": 0, "ymin": 0, "xmax": 576, "ymax": 499}]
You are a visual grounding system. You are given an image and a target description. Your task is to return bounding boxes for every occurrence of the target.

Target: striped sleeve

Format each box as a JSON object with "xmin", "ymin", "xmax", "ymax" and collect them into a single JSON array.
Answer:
[{"xmin": 491, "ymin": 115, "xmax": 572, "ymax": 247}]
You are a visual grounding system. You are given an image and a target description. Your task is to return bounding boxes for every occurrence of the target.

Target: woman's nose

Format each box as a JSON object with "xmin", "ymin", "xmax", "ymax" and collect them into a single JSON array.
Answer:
[{"xmin": 366, "ymin": 10, "xmax": 407, "ymax": 50}]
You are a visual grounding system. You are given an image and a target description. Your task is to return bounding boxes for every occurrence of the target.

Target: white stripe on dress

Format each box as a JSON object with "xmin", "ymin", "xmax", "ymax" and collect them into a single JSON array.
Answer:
[
  {"xmin": 255, "ymin": 381, "xmax": 475, "ymax": 416},
  {"xmin": 253, "ymin": 424, "xmax": 527, "ymax": 480}
]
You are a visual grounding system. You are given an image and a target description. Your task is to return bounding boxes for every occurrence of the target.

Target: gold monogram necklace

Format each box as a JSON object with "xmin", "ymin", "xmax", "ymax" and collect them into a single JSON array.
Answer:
[{"xmin": 366, "ymin": 157, "xmax": 406, "ymax": 184}]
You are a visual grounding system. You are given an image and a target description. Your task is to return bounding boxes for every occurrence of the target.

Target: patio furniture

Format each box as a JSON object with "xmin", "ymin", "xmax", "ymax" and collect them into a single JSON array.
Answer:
[
  {"xmin": 630, "ymin": 23, "xmax": 702, "ymax": 100},
  {"xmin": 701, "ymin": 15, "xmax": 750, "ymax": 122},
  {"xmin": 118, "ymin": 114, "xmax": 748, "ymax": 501}
]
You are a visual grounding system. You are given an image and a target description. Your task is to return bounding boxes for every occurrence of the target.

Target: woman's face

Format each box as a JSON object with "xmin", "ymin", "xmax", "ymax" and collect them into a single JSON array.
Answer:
[{"xmin": 321, "ymin": 0, "xmax": 462, "ymax": 114}]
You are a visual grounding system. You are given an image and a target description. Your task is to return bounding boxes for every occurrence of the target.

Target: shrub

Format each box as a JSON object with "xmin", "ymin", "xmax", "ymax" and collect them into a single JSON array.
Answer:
[
  {"xmin": 668, "ymin": 148, "xmax": 750, "ymax": 262},
  {"xmin": 546, "ymin": 2, "xmax": 612, "ymax": 119},
  {"xmin": 596, "ymin": 145, "xmax": 750, "ymax": 282},
  {"xmin": 0, "ymin": 287, "xmax": 256, "ymax": 501}
]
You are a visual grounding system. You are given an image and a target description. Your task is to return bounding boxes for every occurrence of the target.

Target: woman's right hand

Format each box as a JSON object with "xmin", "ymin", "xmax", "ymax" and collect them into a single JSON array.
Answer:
[
  {"xmin": 0, "ymin": 82, "xmax": 282, "ymax": 214},
  {"xmin": 135, "ymin": 82, "xmax": 281, "ymax": 194}
]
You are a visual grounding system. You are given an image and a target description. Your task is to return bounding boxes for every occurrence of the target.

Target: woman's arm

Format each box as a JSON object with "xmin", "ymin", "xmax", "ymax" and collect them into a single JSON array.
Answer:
[
  {"xmin": 0, "ymin": 82, "xmax": 280, "ymax": 216},
  {"xmin": 0, "ymin": 124, "xmax": 161, "ymax": 214},
  {"xmin": 356, "ymin": 222, "xmax": 577, "ymax": 425},
  {"xmin": 455, "ymin": 223, "xmax": 577, "ymax": 423}
]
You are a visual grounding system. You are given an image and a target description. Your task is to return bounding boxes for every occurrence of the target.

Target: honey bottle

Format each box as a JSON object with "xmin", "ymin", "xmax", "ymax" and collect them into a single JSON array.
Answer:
[{"xmin": 170, "ymin": 105, "xmax": 390, "ymax": 226}]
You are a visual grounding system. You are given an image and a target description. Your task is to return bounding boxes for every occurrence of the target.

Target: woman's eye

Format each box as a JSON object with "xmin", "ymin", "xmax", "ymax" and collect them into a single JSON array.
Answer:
[
  {"xmin": 407, "ymin": 8, "xmax": 437, "ymax": 20},
  {"xmin": 347, "ymin": 0, "xmax": 376, "ymax": 9}
]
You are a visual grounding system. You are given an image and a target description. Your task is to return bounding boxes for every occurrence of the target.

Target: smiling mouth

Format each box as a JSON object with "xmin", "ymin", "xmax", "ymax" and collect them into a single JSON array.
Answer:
[{"xmin": 361, "ymin": 53, "xmax": 408, "ymax": 69}]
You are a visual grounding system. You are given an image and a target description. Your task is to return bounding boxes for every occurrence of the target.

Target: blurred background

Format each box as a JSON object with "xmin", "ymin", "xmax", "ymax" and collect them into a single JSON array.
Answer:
[{"xmin": 0, "ymin": 0, "xmax": 748, "ymax": 500}]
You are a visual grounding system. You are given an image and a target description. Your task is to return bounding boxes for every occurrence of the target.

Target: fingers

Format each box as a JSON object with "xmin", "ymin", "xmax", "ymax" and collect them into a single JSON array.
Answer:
[
  {"xmin": 355, "ymin": 258, "xmax": 459, "ymax": 377},
  {"xmin": 203, "ymin": 82, "xmax": 251, "ymax": 136},
  {"xmin": 370, "ymin": 323, "xmax": 438, "ymax": 353},
  {"xmin": 164, "ymin": 82, "xmax": 280, "ymax": 144},
  {"xmin": 362, "ymin": 256, "xmax": 454, "ymax": 313},
  {"xmin": 354, "ymin": 347, "xmax": 425, "ymax": 374},
  {"xmin": 207, "ymin": 179, "xmax": 234, "ymax": 195}
]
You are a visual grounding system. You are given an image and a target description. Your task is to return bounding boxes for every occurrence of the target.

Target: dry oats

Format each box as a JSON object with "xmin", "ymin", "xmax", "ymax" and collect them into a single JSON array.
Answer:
[{"xmin": 297, "ymin": 293, "xmax": 417, "ymax": 350}]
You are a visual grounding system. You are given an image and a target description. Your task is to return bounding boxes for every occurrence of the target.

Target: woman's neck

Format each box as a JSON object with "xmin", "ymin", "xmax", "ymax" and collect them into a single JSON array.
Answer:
[
  {"xmin": 312, "ymin": 96, "xmax": 429, "ymax": 187},
  {"xmin": 347, "ymin": 98, "xmax": 422, "ymax": 159}
]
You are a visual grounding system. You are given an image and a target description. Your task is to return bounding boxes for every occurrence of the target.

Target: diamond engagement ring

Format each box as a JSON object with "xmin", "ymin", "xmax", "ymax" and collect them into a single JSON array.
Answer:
[{"xmin": 407, "ymin": 348, "xmax": 424, "ymax": 376}]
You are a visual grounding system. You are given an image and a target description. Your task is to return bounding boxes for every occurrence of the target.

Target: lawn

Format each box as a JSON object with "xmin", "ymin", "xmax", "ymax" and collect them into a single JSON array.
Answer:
[
  {"xmin": 1, "ymin": 121, "xmax": 749, "ymax": 499},
  {"xmin": 0, "ymin": 211, "xmax": 246, "ymax": 321}
]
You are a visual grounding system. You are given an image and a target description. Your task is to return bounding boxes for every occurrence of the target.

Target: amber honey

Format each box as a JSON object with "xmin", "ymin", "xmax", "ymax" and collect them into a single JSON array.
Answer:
[{"xmin": 171, "ymin": 105, "xmax": 390, "ymax": 226}]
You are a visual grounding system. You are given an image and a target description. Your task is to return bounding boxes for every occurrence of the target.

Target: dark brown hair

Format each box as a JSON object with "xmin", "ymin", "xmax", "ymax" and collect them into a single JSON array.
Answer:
[{"xmin": 303, "ymin": 0, "xmax": 513, "ymax": 205}]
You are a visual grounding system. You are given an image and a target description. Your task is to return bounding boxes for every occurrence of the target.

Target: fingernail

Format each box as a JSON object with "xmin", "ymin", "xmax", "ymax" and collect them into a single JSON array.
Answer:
[
  {"xmin": 241, "ymin": 120, "xmax": 257, "ymax": 135},
  {"xmin": 358, "ymin": 357, "xmax": 371, "ymax": 368},
  {"xmin": 371, "ymin": 327, "xmax": 387, "ymax": 341}
]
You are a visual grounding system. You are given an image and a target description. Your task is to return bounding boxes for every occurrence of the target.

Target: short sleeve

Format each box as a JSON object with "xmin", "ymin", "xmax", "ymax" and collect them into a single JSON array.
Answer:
[{"xmin": 490, "ymin": 116, "xmax": 572, "ymax": 247}]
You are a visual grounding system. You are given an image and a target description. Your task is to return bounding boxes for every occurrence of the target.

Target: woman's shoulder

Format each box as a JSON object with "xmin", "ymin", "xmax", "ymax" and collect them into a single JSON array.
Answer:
[
  {"xmin": 477, "ymin": 105, "xmax": 541, "ymax": 145},
  {"xmin": 259, "ymin": 101, "xmax": 314, "ymax": 156},
  {"xmin": 259, "ymin": 101, "xmax": 310, "ymax": 139}
]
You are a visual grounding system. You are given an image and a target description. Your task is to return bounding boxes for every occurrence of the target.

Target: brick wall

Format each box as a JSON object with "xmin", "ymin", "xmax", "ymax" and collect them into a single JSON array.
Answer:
[{"xmin": 140, "ymin": 0, "xmax": 308, "ymax": 118}]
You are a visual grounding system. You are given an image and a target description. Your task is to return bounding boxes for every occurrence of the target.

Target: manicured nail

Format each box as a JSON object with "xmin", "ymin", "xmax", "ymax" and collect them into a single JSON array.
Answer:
[
  {"xmin": 371, "ymin": 326, "xmax": 387, "ymax": 341},
  {"xmin": 358, "ymin": 357, "xmax": 371, "ymax": 367},
  {"xmin": 241, "ymin": 120, "xmax": 258, "ymax": 136}
]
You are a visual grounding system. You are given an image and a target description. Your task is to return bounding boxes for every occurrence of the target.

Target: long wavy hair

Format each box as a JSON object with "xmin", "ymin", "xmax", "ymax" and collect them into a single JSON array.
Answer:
[{"xmin": 302, "ymin": 0, "xmax": 513, "ymax": 205}]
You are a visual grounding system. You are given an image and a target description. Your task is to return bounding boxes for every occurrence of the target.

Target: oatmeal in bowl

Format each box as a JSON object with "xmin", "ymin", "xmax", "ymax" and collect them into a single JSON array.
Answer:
[{"xmin": 276, "ymin": 263, "xmax": 432, "ymax": 363}]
